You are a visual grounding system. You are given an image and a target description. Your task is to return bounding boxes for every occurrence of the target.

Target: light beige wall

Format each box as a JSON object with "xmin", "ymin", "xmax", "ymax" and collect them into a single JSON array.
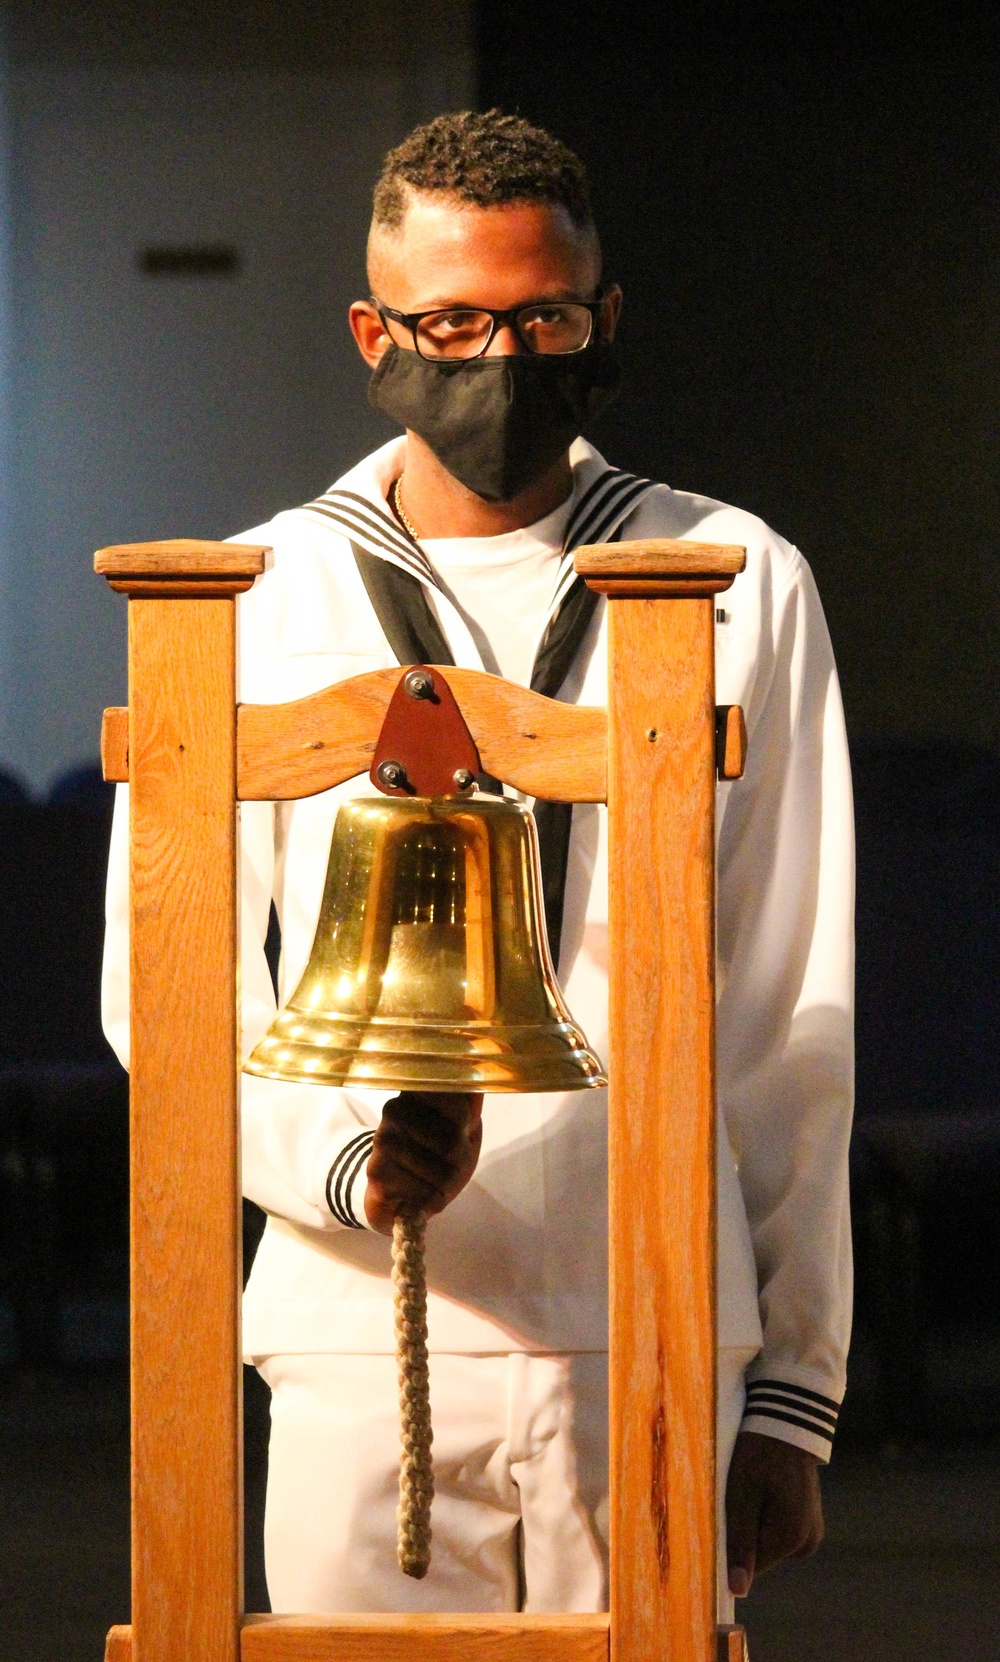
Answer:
[{"xmin": 1, "ymin": 3, "xmax": 474, "ymax": 792}]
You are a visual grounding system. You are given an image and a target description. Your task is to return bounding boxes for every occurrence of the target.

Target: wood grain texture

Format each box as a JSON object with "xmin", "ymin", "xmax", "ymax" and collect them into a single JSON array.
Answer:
[
  {"xmin": 580, "ymin": 579, "xmax": 736, "ymax": 599},
  {"xmin": 106, "ymin": 1618, "xmax": 745, "ymax": 1662},
  {"xmin": 105, "ymin": 1616, "xmax": 610, "ymax": 1662},
  {"xmin": 95, "ymin": 539, "xmax": 270, "ymax": 577},
  {"xmin": 606, "ymin": 597, "xmax": 717, "ymax": 1662},
  {"xmin": 102, "ymin": 706, "xmax": 129, "ymax": 783},
  {"xmin": 715, "ymin": 706, "xmax": 748, "ymax": 781},
  {"xmin": 574, "ymin": 540, "xmax": 745, "ymax": 585},
  {"xmin": 243, "ymin": 1614, "xmax": 609, "ymax": 1662},
  {"xmin": 127, "ymin": 598, "xmax": 242, "ymax": 1662},
  {"xmin": 96, "ymin": 540, "xmax": 269, "ymax": 597},
  {"xmin": 237, "ymin": 666, "xmax": 607, "ymax": 803},
  {"xmin": 112, "ymin": 690, "xmax": 747, "ymax": 794}
]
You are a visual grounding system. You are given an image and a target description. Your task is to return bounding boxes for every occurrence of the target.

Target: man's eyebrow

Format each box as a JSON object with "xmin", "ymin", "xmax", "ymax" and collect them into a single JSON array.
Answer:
[{"xmin": 401, "ymin": 288, "xmax": 593, "ymax": 310}]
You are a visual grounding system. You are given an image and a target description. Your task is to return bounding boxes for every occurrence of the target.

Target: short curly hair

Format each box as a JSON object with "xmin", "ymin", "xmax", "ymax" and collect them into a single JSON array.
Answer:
[{"xmin": 372, "ymin": 109, "xmax": 595, "ymax": 232}]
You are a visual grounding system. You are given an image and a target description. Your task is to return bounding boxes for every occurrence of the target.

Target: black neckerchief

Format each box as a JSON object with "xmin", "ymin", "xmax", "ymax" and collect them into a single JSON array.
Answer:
[{"xmin": 336, "ymin": 466, "xmax": 654, "ymax": 968}]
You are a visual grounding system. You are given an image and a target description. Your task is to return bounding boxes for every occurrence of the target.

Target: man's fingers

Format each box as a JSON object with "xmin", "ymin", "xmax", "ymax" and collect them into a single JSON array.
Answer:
[
  {"xmin": 791, "ymin": 1509, "xmax": 825, "ymax": 1560},
  {"xmin": 754, "ymin": 1499, "xmax": 812, "ymax": 1576},
  {"xmin": 363, "ymin": 1156, "xmax": 446, "ymax": 1233},
  {"xmin": 757, "ymin": 1450, "xmax": 824, "ymax": 1574},
  {"xmin": 399, "ymin": 1090, "xmax": 483, "ymax": 1124},
  {"xmin": 726, "ymin": 1480, "xmax": 759, "ymax": 1593},
  {"xmin": 373, "ymin": 1092, "xmax": 484, "ymax": 1187},
  {"xmin": 367, "ymin": 1136, "xmax": 453, "ymax": 1199},
  {"xmin": 725, "ymin": 1457, "xmax": 762, "ymax": 1598},
  {"xmin": 364, "ymin": 1090, "xmax": 486, "ymax": 1234},
  {"xmin": 380, "ymin": 1096, "xmax": 470, "ymax": 1159},
  {"xmin": 728, "ymin": 1564, "xmax": 752, "ymax": 1600},
  {"xmin": 377, "ymin": 1110, "xmax": 461, "ymax": 1163},
  {"xmin": 726, "ymin": 1432, "xmax": 826, "ymax": 1587}
]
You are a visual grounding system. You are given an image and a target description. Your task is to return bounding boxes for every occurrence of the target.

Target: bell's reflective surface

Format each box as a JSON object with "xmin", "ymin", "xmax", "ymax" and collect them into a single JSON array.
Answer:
[{"xmin": 245, "ymin": 795, "xmax": 606, "ymax": 1093}]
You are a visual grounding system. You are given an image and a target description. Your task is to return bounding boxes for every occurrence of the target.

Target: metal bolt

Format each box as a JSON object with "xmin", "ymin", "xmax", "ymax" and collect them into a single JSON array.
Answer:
[
  {"xmin": 376, "ymin": 759, "xmax": 407, "ymax": 789},
  {"xmin": 404, "ymin": 668, "xmax": 435, "ymax": 700},
  {"xmin": 452, "ymin": 767, "xmax": 474, "ymax": 791}
]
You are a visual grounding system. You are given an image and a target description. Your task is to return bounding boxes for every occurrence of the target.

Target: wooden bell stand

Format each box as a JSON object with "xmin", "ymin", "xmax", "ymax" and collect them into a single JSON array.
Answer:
[{"xmin": 95, "ymin": 536, "xmax": 750, "ymax": 1662}]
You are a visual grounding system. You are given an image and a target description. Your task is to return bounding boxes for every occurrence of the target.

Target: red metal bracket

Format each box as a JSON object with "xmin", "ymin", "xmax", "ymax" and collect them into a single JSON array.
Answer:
[{"xmin": 370, "ymin": 666, "xmax": 482, "ymax": 798}]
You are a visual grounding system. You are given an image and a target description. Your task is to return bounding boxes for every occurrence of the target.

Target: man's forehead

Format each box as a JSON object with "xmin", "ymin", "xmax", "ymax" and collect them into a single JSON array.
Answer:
[{"xmin": 367, "ymin": 191, "xmax": 601, "ymax": 308}]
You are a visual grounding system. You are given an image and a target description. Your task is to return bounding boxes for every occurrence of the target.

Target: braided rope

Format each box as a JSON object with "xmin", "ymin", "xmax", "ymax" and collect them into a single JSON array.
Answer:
[{"xmin": 392, "ymin": 1211, "xmax": 434, "ymax": 1578}]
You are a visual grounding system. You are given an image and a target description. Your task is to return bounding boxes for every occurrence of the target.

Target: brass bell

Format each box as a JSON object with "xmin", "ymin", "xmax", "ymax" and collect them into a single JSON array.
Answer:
[
  {"xmin": 247, "ymin": 663, "xmax": 605, "ymax": 1096},
  {"xmin": 244, "ymin": 791, "xmax": 606, "ymax": 1094}
]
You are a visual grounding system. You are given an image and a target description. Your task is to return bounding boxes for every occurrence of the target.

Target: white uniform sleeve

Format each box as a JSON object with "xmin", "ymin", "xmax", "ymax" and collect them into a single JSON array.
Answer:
[
  {"xmin": 716, "ymin": 553, "xmax": 854, "ymax": 1463},
  {"xmin": 101, "ymin": 784, "xmax": 378, "ymax": 1233}
]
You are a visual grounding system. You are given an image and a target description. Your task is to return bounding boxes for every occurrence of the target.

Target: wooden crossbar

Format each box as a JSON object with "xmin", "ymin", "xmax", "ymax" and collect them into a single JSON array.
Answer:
[
  {"xmin": 101, "ymin": 668, "xmax": 608, "ymax": 801},
  {"xmin": 99, "ymin": 680, "xmax": 747, "ymax": 797},
  {"xmin": 236, "ymin": 667, "xmax": 609, "ymax": 801}
]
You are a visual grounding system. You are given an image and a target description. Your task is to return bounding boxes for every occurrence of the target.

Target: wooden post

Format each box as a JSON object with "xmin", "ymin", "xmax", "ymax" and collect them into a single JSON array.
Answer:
[
  {"xmin": 95, "ymin": 541, "xmax": 269, "ymax": 1662},
  {"xmin": 574, "ymin": 541, "xmax": 745, "ymax": 1662}
]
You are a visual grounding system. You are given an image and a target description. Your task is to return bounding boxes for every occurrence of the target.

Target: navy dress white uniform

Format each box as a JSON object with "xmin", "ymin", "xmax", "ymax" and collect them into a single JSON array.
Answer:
[{"xmin": 102, "ymin": 436, "xmax": 854, "ymax": 1619}]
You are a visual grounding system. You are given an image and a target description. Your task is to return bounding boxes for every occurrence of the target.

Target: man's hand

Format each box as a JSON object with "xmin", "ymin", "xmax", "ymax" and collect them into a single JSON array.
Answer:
[
  {"xmin": 726, "ymin": 1430, "xmax": 825, "ymax": 1598},
  {"xmin": 364, "ymin": 1091, "xmax": 483, "ymax": 1235}
]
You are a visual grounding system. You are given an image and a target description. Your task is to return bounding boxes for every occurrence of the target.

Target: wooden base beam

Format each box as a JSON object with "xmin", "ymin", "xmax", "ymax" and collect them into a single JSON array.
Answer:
[
  {"xmin": 106, "ymin": 1615, "xmax": 611, "ymax": 1662},
  {"xmin": 107, "ymin": 1616, "xmax": 748, "ymax": 1662}
]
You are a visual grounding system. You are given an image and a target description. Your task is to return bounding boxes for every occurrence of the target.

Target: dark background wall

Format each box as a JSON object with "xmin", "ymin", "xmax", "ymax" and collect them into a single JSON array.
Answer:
[
  {"xmin": 478, "ymin": 3, "xmax": 1000, "ymax": 757},
  {"xmin": 476, "ymin": 0, "xmax": 1000, "ymax": 1453}
]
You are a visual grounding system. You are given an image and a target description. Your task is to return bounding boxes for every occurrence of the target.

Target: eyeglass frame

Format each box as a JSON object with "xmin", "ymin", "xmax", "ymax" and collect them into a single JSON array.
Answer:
[{"xmin": 372, "ymin": 290, "xmax": 609, "ymax": 360}]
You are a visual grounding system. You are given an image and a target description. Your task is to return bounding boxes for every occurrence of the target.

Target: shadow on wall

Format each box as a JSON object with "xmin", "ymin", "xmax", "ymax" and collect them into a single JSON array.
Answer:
[
  {"xmin": 0, "ymin": 765, "xmax": 126, "ymax": 1367},
  {"xmin": 849, "ymin": 741, "xmax": 1000, "ymax": 1442}
]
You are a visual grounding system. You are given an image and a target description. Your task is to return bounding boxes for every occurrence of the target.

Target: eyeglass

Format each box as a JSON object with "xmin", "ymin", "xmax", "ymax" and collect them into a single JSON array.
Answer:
[{"xmin": 375, "ymin": 293, "xmax": 607, "ymax": 361}]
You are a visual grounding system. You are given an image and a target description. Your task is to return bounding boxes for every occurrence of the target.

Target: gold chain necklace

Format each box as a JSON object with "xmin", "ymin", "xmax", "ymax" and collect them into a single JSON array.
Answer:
[{"xmin": 391, "ymin": 476, "xmax": 421, "ymax": 541}]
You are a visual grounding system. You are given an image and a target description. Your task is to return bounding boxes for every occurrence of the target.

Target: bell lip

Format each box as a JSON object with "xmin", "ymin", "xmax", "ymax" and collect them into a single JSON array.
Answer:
[
  {"xmin": 245, "ymin": 1000, "xmax": 607, "ymax": 1093},
  {"xmin": 242, "ymin": 1053, "xmax": 608, "ymax": 1093}
]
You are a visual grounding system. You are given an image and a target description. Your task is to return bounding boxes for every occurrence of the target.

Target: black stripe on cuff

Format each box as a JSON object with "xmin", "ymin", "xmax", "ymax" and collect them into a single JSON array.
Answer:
[
  {"xmin": 742, "ymin": 1405, "xmax": 835, "ymax": 1444},
  {"xmin": 746, "ymin": 1377, "xmax": 840, "ymax": 1412},
  {"xmin": 744, "ymin": 1390, "xmax": 839, "ymax": 1431},
  {"xmin": 326, "ymin": 1131, "xmax": 375, "ymax": 1229},
  {"xmin": 341, "ymin": 1136, "xmax": 373, "ymax": 1229},
  {"xmin": 744, "ymin": 1379, "xmax": 841, "ymax": 1445}
]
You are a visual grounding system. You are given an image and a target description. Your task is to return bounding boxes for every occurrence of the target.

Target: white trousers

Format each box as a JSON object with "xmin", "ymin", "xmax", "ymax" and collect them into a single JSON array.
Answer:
[{"xmin": 256, "ymin": 1348, "xmax": 751, "ymax": 1623}]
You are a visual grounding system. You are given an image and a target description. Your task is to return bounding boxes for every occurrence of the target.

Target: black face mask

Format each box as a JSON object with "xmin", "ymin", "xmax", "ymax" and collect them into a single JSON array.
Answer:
[{"xmin": 367, "ymin": 341, "xmax": 622, "ymax": 503}]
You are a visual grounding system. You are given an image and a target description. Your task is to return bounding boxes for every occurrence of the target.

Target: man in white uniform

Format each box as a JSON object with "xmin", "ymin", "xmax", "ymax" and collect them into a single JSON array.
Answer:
[{"xmin": 103, "ymin": 110, "xmax": 853, "ymax": 1621}]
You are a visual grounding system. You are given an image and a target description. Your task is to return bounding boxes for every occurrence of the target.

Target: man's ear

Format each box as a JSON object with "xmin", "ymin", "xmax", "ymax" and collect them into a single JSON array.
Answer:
[
  {"xmin": 349, "ymin": 301, "xmax": 393, "ymax": 368},
  {"xmin": 600, "ymin": 284, "xmax": 623, "ymax": 343}
]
